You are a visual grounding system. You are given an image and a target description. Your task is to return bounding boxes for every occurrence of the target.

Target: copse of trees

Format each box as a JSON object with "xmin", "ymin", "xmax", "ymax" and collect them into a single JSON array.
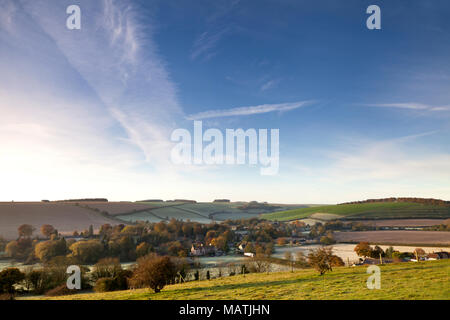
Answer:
[
  {"xmin": 23, "ymin": 256, "xmax": 90, "ymax": 295},
  {"xmin": 6, "ymin": 237, "xmax": 33, "ymax": 262},
  {"xmin": 55, "ymin": 198, "xmax": 108, "ymax": 202},
  {"xmin": 34, "ymin": 238, "xmax": 67, "ymax": 262},
  {"xmin": 354, "ymin": 242, "xmax": 385, "ymax": 259},
  {"xmin": 340, "ymin": 197, "xmax": 450, "ymax": 206},
  {"xmin": 69, "ymin": 240, "xmax": 105, "ymax": 264}
]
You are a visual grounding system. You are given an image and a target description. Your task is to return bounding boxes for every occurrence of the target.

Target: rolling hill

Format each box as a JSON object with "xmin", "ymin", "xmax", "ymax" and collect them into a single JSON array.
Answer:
[
  {"xmin": 0, "ymin": 201, "xmax": 307, "ymax": 240},
  {"xmin": 0, "ymin": 202, "xmax": 123, "ymax": 240},
  {"xmin": 263, "ymin": 202, "xmax": 450, "ymax": 221},
  {"xmin": 117, "ymin": 202, "xmax": 307, "ymax": 224},
  {"xmin": 33, "ymin": 259, "xmax": 450, "ymax": 300}
]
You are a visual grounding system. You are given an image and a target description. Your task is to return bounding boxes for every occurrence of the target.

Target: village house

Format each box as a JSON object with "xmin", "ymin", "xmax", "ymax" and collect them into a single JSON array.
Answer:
[
  {"xmin": 426, "ymin": 252, "xmax": 449, "ymax": 260},
  {"xmin": 190, "ymin": 243, "xmax": 217, "ymax": 257}
]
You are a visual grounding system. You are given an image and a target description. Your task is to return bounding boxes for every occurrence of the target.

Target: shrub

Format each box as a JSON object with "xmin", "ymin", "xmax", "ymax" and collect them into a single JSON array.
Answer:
[
  {"xmin": 128, "ymin": 254, "xmax": 176, "ymax": 293},
  {"xmin": 94, "ymin": 278, "xmax": 116, "ymax": 293},
  {"xmin": 91, "ymin": 257, "xmax": 122, "ymax": 281},
  {"xmin": 0, "ymin": 268, "xmax": 25, "ymax": 294},
  {"xmin": 308, "ymin": 247, "xmax": 335, "ymax": 275},
  {"xmin": 320, "ymin": 235, "xmax": 335, "ymax": 245},
  {"xmin": 330, "ymin": 255, "xmax": 345, "ymax": 267}
]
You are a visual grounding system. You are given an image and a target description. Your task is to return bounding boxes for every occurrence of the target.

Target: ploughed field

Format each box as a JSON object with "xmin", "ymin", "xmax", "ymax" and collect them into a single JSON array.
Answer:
[
  {"xmin": 33, "ymin": 259, "xmax": 450, "ymax": 300},
  {"xmin": 347, "ymin": 219, "xmax": 448, "ymax": 227},
  {"xmin": 333, "ymin": 230, "xmax": 450, "ymax": 246},
  {"xmin": 0, "ymin": 201, "xmax": 307, "ymax": 239},
  {"xmin": 263, "ymin": 202, "xmax": 450, "ymax": 221},
  {"xmin": 77, "ymin": 201, "xmax": 165, "ymax": 216},
  {"xmin": 0, "ymin": 202, "xmax": 121, "ymax": 240}
]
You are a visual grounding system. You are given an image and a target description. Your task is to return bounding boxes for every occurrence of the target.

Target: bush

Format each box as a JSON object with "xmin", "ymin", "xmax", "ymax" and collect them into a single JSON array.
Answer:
[
  {"xmin": 91, "ymin": 257, "xmax": 122, "ymax": 281},
  {"xmin": 128, "ymin": 254, "xmax": 176, "ymax": 293},
  {"xmin": 308, "ymin": 247, "xmax": 335, "ymax": 275},
  {"xmin": 320, "ymin": 235, "xmax": 335, "ymax": 245},
  {"xmin": 0, "ymin": 268, "xmax": 25, "ymax": 294},
  {"xmin": 95, "ymin": 270, "xmax": 133, "ymax": 292},
  {"xmin": 94, "ymin": 278, "xmax": 116, "ymax": 293}
]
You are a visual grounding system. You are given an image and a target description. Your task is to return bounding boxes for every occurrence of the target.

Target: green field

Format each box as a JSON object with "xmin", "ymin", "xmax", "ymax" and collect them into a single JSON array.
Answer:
[
  {"xmin": 263, "ymin": 202, "xmax": 450, "ymax": 221},
  {"xmin": 34, "ymin": 260, "xmax": 450, "ymax": 300},
  {"xmin": 116, "ymin": 202, "xmax": 307, "ymax": 224}
]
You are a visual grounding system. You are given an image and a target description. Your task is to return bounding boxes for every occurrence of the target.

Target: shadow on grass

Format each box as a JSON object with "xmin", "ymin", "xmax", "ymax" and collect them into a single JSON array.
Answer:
[{"xmin": 159, "ymin": 274, "xmax": 343, "ymax": 298}]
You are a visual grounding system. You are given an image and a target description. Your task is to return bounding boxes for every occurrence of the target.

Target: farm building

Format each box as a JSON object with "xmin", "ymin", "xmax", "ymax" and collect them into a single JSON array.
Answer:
[
  {"xmin": 190, "ymin": 243, "xmax": 217, "ymax": 256},
  {"xmin": 426, "ymin": 252, "xmax": 449, "ymax": 260}
]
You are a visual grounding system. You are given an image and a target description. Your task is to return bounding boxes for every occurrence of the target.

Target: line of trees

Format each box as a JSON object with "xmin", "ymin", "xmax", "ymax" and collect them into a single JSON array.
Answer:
[{"xmin": 340, "ymin": 197, "xmax": 450, "ymax": 206}]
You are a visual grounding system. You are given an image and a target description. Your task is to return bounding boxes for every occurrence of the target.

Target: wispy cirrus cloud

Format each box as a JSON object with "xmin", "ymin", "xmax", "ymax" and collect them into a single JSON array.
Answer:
[
  {"xmin": 20, "ymin": 0, "xmax": 183, "ymax": 166},
  {"xmin": 186, "ymin": 101, "xmax": 313, "ymax": 120},
  {"xmin": 260, "ymin": 79, "xmax": 280, "ymax": 91},
  {"xmin": 0, "ymin": 0, "xmax": 186, "ymax": 201},
  {"xmin": 190, "ymin": 27, "xmax": 230, "ymax": 61},
  {"xmin": 366, "ymin": 102, "xmax": 450, "ymax": 111}
]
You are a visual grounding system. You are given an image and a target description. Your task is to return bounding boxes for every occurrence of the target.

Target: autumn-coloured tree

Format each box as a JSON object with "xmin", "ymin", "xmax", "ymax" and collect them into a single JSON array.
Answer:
[
  {"xmin": 136, "ymin": 242, "xmax": 152, "ymax": 258},
  {"xmin": 307, "ymin": 247, "xmax": 335, "ymax": 275},
  {"xmin": 354, "ymin": 242, "xmax": 372, "ymax": 257},
  {"xmin": 34, "ymin": 238, "xmax": 67, "ymax": 262},
  {"xmin": 414, "ymin": 248, "xmax": 426, "ymax": 259},
  {"xmin": 18, "ymin": 224, "xmax": 35, "ymax": 238},
  {"xmin": 128, "ymin": 254, "xmax": 176, "ymax": 293},
  {"xmin": 40, "ymin": 225, "xmax": 56, "ymax": 238}
]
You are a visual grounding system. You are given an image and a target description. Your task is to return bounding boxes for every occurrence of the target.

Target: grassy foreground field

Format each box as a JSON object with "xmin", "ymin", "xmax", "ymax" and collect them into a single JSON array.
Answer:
[
  {"xmin": 263, "ymin": 202, "xmax": 450, "ymax": 221},
  {"xmin": 35, "ymin": 260, "xmax": 449, "ymax": 300}
]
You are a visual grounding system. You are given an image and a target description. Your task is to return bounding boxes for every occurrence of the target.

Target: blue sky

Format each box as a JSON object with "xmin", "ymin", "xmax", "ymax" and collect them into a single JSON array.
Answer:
[{"xmin": 0, "ymin": 0, "xmax": 449, "ymax": 203}]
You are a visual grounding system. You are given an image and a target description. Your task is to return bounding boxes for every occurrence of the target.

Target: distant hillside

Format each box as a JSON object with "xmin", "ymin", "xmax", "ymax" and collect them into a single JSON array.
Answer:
[
  {"xmin": 340, "ymin": 197, "xmax": 450, "ymax": 207},
  {"xmin": 0, "ymin": 202, "xmax": 123, "ymax": 240},
  {"xmin": 263, "ymin": 202, "xmax": 450, "ymax": 221}
]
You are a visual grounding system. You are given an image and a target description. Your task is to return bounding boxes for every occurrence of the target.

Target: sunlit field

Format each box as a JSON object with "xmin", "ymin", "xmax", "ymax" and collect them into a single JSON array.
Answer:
[{"xmin": 30, "ymin": 260, "xmax": 450, "ymax": 300}]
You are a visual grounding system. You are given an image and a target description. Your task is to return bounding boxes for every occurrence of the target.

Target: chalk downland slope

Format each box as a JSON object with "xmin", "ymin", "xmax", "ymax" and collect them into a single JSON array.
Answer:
[
  {"xmin": 35, "ymin": 259, "xmax": 450, "ymax": 300},
  {"xmin": 0, "ymin": 202, "xmax": 123, "ymax": 240},
  {"xmin": 263, "ymin": 202, "xmax": 450, "ymax": 221}
]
